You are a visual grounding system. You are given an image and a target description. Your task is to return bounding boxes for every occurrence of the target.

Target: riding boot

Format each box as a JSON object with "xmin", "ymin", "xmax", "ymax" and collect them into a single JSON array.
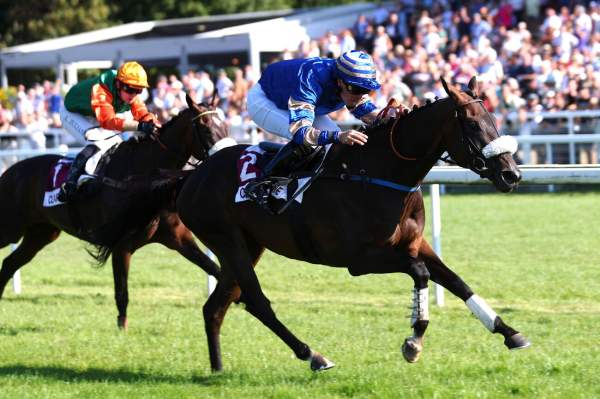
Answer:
[
  {"xmin": 58, "ymin": 144, "xmax": 99, "ymax": 202},
  {"xmin": 245, "ymin": 141, "xmax": 312, "ymax": 204},
  {"xmin": 262, "ymin": 140, "xmax": 312, "ymax": 179}
]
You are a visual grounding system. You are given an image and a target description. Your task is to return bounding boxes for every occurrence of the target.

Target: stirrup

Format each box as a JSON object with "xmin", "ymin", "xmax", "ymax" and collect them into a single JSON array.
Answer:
[
  {"xmin": 244, "ymin": 179, "xmax": 273, "ymax": 206},
  {"xmin": 58, "ymin": 182, "xmax": 77, "ymax": 202}
]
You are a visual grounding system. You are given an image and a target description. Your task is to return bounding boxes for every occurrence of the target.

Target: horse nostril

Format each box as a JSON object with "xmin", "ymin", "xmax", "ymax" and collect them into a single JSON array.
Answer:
[{"xmin": 501, "ymin": 170, "xmax": 521, "ymax": 184}]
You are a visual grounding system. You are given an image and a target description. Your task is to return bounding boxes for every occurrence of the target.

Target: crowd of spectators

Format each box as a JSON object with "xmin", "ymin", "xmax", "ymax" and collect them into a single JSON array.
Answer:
[{"xmin": 2, "ymin": 1, "xmax": 599, "ymax": 161}]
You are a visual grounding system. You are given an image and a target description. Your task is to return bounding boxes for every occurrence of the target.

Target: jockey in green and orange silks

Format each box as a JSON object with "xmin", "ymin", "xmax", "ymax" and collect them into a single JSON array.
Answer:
[{"xmin": 58, "ymin": 61, "xmax": 160, "ymax": 202}]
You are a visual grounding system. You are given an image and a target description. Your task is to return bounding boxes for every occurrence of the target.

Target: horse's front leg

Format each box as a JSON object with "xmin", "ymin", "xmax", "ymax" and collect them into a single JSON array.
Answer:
[
  {"xmin": 152, "ymin": 212, "xmax": 221, "ymax": 279},
  {"xmin": 419, "ymin": 240, "xmax": 531, "ymax": 350},
  {"xmin": 348, "ymin": 250, "xmax": 430, "ymax": 363},
  {"xmin": 402, "ymin": 259, "xmax": 430, "ymax": 363}
]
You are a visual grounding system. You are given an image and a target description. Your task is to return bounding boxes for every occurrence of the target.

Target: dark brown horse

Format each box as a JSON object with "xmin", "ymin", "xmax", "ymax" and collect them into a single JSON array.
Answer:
[
  {"xmin": 0, "ymin": 95, "xmax": 229, "ymax": 329},
  {"xmin": 176, "ymin": 77, "xmax": 530, "ymax": 371}
]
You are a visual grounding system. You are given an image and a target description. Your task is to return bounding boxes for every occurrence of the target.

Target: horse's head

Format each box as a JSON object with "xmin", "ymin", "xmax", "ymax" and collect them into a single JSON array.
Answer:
[
  {"xmin": 185, "ymin": 95, "xmax": 231, "ymax": 161},
  {"xmin": 441, "ymin": 77, "xmax": 521, "ymax": 192}
]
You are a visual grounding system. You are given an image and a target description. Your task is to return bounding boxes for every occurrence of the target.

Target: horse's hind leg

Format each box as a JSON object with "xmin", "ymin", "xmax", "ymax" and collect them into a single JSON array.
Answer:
[
  {"xmin": 205, "ymin": 228, "xmax": 333, "ymax": 372},
  {"xmin": 419, "ymin": 240, "xmax": 531, "ymax": 350},
  {"xmin": 203, "ymin": 277, "xmax": 241, "ymax": 371},
  {"xmin": 0, "ymin": 224, "xmax": 60, "ymax": 298}
]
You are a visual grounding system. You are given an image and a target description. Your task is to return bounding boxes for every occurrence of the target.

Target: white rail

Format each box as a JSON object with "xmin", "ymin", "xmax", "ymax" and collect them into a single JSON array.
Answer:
[{"xmin": 424, "ymin": 165, "xmax": 600, "ymax": 306}]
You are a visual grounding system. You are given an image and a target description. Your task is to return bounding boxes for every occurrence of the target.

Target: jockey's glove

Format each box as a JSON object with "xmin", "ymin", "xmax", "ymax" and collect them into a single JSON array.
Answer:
[{"xmin": 137, "ymin": 121, "xmax": 157, "ymax": 138}]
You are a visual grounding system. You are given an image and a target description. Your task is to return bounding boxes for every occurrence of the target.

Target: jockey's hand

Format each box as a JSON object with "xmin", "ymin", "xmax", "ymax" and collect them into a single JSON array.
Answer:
[
  {"xmin": 137, "ymin": 121, "xmax": 157, "ymax": 138},
  {"xmin": 338, "ymin": 129, "xmax": 368, "ymax": 146}
]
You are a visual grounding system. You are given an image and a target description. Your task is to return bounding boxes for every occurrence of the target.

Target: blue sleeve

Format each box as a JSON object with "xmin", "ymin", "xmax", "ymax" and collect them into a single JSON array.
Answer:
[{"xmin": 351, "ymin": 100, "xmax": 377, "ymax": 119}]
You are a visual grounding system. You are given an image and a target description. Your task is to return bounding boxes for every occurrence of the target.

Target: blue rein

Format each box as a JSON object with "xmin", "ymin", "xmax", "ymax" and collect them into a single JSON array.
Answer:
[{"xmin": 342, "ymin": 174, "xmax": 421, "ymax": 192}]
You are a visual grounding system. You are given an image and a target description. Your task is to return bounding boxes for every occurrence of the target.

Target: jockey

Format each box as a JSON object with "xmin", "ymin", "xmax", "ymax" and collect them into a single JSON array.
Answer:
[
  {"xmin": 58, "ymin": 61, "xmax": 160, "ymax": 202},
  {"xmin": 245, "ymin": 50, "xmax": 394, "ymax": 199}
]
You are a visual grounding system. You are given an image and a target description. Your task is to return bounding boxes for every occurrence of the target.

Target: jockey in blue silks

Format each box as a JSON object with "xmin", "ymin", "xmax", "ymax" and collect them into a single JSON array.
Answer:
[{"xmin": 246, "ymin": 50, "xmax": 389, "ymax": 189}]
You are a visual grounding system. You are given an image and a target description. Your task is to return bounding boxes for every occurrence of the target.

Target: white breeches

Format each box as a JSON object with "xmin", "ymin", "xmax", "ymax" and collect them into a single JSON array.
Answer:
[
  {"xmin": 247, "ymin": 83, "xmax": 340, "ymax": 140},
  {"xmin": 60, "ymin": 105, "xmax": 124, "ymax": 175}
]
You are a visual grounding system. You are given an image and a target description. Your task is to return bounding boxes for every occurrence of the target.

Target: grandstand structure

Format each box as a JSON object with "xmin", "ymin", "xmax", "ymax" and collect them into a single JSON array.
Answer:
[{"xmin": 0, "ymin": 3, "xmax": 377, "ymax": 88}]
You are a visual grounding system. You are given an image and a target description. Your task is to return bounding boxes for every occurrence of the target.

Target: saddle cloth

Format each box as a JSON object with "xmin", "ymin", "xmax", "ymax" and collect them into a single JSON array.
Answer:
[
  {"xmin": 43, "ymin": 158, "xmax": 72, "ymax": 207},
  {"xmin": 234, "ymin": 145, "xmax": 311, "ymax": 204}
]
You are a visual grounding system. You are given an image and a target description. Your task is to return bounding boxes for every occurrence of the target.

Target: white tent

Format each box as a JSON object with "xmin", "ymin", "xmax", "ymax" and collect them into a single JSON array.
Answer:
[{"xmin": 0, "ymin": 3, "xmax": 377, "ymax": 87}]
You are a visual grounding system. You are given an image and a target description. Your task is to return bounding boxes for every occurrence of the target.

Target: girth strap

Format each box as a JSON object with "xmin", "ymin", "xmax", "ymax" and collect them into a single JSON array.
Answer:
[{"xmin": 340, "ymin": 174, "xmax": 421, "ymax": 192}]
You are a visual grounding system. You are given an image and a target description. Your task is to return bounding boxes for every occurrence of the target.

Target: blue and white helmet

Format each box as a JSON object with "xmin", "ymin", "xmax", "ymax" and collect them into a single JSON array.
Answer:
[{"xmin": 335, "ymin": 50, "xmax": 381, "ymax": 91}]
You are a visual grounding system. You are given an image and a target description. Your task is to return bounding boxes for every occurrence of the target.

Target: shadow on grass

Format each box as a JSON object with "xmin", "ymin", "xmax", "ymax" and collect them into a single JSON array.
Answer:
[
  {"xmin": 0, "ymin": 364, "xmax": 324, "ymax": 386},
  {"xmin": 0, "ymin": 364, "xmax": 198, "ymax": 385}
]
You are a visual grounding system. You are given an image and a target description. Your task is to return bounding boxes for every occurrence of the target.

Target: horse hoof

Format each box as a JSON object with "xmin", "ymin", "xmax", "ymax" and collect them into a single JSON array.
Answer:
[
  {"xmin": 117, "ymin": 316, "xmax": 128, "ymax": 331},
  {"xmin": 309, "ymin": 351, "xmax": 335, "ymax": 371},
  {"xmin": 402, "ymin": 337, "xmax": 423, "ymax": 363},
  {"xmin": 505, "ymin": 333, "xmax": 531, "ymax": 350}
]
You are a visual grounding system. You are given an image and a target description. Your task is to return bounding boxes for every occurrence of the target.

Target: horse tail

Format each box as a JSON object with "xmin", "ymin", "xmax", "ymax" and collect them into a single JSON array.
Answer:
[{"xmin": 85, "ymin": 244, "xmax": 112, "ymax": 267}]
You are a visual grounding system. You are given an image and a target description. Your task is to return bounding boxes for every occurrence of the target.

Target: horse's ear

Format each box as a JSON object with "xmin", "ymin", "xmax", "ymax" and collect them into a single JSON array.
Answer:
[
  {"xmin": 186, "ymin": 93, "xmax": 195, "ymax": 109},
  {"xmin": 468, "ymin": 76, "xmax": 479, "ymax": 97},
  {"xmin": 441, "ymin": 77, "xmax": 459, "ymax": 103}
]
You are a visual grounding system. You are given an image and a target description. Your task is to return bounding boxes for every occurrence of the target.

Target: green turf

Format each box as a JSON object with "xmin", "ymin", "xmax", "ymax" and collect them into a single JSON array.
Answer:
[{"xmin": 0, "ymin": 191, "xmax": 599, "ymax": 398}]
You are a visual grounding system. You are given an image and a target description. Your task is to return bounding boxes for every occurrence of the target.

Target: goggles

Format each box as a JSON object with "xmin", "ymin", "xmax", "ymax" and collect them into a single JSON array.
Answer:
[
  {"xmin": 343, "ymin": 83, "xmax": 372, "ymax": 95},
  {"xmin": 120, "ymin": 83, "xmax": 144, "ymax": 95}
]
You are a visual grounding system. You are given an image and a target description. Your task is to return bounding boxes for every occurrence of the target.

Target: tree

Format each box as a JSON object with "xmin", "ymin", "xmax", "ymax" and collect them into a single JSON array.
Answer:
[{"xmin": 0, "ymin": 0, "xmax": 112, "ymax": 48}]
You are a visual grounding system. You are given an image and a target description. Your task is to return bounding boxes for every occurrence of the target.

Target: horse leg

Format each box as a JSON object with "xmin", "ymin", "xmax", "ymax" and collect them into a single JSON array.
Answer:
[
  {"xmin": 419, "ymin": 240, "xmax": 531, "ymax": 350},
  {"xmin": 152, "ymin": 213, "xmax": 221, "ymax": 279},
  {"xmin": 111, "ymin": 219, "xmax": 160, "ymax": 330},
  {"xmin": 203, "ymin": 276, "xmax": 241, "ymax": 372},
  {"xmin": 0, "ymin": 224, "xmax": 60, "ymax": 298},
  {"xmin": 401, "ymin": 259, "xmax": 431, "ymax": 363},
  {"xmin": 111, "ymin": 248, "xmax": 132, "ymax": 330},
  {"xmin": 348, "ymin": 248, "xmax": 432, "ymax": 363},
  {"xmin": 206, "ymin": 228, "xmax": 333, "ymax": 372}
]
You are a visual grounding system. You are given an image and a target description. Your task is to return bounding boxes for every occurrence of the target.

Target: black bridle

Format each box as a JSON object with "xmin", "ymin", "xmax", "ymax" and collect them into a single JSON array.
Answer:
[
  {"xmin": 150, "ymin": 108, "xmax": 218, "ymax": 168},
  {"xmin": 445, "ymin": 98, "xmax": 501, "ymax": 178}
]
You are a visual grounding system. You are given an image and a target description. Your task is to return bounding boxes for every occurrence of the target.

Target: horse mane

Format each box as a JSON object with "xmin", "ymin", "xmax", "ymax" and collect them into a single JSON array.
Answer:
[{"xmin": 365, "ymin": 96, "xmax": 444, "ymax": 135}]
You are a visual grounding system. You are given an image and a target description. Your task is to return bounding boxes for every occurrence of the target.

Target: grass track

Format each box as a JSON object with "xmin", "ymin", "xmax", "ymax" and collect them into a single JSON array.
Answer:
[{"xmin": 0, "ymin": 191, "xmax": 599, "ymax": 398}]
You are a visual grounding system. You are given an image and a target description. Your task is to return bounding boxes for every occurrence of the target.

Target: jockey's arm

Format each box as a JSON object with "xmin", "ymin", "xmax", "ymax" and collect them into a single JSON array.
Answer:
[
  {"xmin": 288, "ymin": 97, "xmax": 367, "ymax": 146},
  {"xmin": 346, "ymin": 94, "xmax": 378, "ymax": 125},
  {"xmin": 130, "ymin": 96, "xmax": 161, "ymax": 126},
  {"xmin": 91, "ymin": 84, "xmax": 159, "ymax": 132},
  {"xmin": 91, "ymin": 84, "xmax": 138, "ymax": 132},
  {"xmin": 356, "ymin": 96, "xmax": 409, "ymax": 126},
  {"xmin": 288, "ymin": 97, "xmax": 336, "ymax": 146}
]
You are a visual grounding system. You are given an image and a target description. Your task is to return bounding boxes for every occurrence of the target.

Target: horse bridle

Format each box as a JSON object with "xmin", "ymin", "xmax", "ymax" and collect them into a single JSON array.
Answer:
[
  {"xmin": 454, "ymin": 98, "xmax": 494, "ymax": 176},
  {"xmin": 151, "ymin": 108, "xmax": 218, "ymax": 167},
  {"xmin": 388, "ymin": 96, "xmax": 515, "ymax": 178}
]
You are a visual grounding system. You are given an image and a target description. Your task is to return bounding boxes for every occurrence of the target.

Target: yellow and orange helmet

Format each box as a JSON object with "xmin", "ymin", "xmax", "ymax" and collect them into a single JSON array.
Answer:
[{"xmin": 117, "ymin": 61, "xmax": 149, "ymax": 88}]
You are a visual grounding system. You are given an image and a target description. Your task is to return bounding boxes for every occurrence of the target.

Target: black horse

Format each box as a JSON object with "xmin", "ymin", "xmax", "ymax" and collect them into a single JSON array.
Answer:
[
  {"xmin": 0, "ymin": 95, "xmax": 229, "ymax": 329},
  {"xmin": 175, "ymin": 77, "xmax": 530, "ymax": 371}
]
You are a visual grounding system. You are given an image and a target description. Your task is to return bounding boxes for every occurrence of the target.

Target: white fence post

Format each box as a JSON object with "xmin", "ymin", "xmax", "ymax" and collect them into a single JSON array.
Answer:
[
  {"xmin": 430, "ymin": 184, "xmax": 444, "ymax": 306},
  {"xmin": 10, "ymin": 243, "xmax": 21, "ymax": 294}
]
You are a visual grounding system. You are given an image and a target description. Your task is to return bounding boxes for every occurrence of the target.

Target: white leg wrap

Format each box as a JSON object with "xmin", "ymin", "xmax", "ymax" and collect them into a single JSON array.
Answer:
[
  {"xmin": 411, "ymin": 288, "xmax": 429, "ymax": 326},
  {"xmin": 466, "ymin": 294, "xmax": 497, "ymax": 332}
]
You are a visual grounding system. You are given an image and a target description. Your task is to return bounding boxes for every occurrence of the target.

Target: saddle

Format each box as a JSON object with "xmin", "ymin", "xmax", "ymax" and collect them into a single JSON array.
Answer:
[{"xmin": 236, "ymin": 142, "xmax": 329, "ymax": 215}]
